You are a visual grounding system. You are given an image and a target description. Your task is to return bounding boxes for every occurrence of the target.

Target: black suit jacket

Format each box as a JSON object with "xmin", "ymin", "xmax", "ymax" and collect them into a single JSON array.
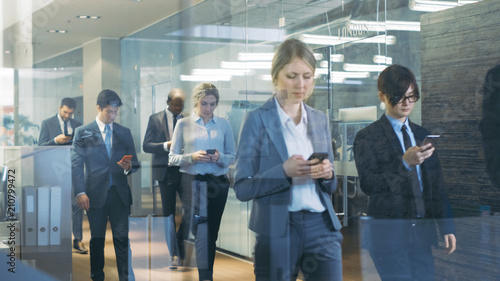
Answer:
[
  {"xmin": 71, "ymin": 121, "xmax": 139, "ymax": 209},
  {"xmin": 143, "ymin": 110, "xmax": 186, "ymax": 181},
  {"xmin": 480, "ymin": 64, "xmax": 500, "ymax": 188},
  {"xmin": 39, "ymin": 114, "xmax": 82, "ymax": 146},
  {"xmin": 353, "ymin": 114, "xmax": 454, "ymax": 245}
]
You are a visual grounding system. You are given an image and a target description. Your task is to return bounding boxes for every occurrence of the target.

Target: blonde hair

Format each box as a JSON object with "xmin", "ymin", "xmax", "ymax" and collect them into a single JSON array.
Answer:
[
  {"xmin": 192, "ymin": 82, "xmax": 220, "ymax": 106},
  {"xmin": 271, "ymin": 38, "xmax": 316, "ymax": 85}
]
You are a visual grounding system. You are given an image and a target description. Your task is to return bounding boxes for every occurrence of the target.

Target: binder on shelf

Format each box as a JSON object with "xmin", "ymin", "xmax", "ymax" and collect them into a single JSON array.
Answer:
[
  {"xmin": 49, "ymin": 186, "xmax": 62, "ymax": 245},
  {"xmin": 23, "ymin": 186, "xmax": 37, "ymax": 246},
  {"xmin": 37, "ymin": 186, "xmax": 50, "ymax": 246}
]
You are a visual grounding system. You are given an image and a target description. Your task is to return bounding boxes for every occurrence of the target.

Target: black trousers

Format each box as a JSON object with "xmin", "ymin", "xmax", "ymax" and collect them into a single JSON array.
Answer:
[
  {"xmin": 182, "ymin": 173, "xmax": 229, "ymax": 281},
  {"xmin": 158, "ymin": 166, "xmax": 190, "ymax": 259},
  {"xmin": 87, "ymin": 186, "xmax": 134, "ymax": 281}
]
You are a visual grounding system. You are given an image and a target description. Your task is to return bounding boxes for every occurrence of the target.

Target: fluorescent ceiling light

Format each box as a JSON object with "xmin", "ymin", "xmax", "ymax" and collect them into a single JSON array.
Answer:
[
  {"xmin": 48, "ymin": 29, "xmax": 67, "ymax": 33},
  {"xmin": 237, "ymin": 52, "xmax": 324, "ymax": 61},
  {"xmin": 344, "ymin": 63, "xmax": 389, "ymax": 72},
  {"xmin": 331, "ymin": 77, "xmax": 346, "ymax": 84},
  {"xmin": 260, "ymin": 75, "xmax": 272, "ymax": 81},
  {"xmin": 300, "ymin": 34, "xmax": 352, "ymax": 45},
  {"xmin": 221, "ymin": 61, "xmax": 271, "ymax": 69},
  {"xmin": 237, "ymin": 53, "xmax": 274, "ymax": 61},
  {"xmin": 409, "ymin": 0, "xmax": 480, "ymax": 12},
  {"xmin": 192, "ymin": 69, "xmax": 254, "ymax": 76},
  {"xmin": 300, "ymin": 34, "xmax": 396, "ymax": 46},
  {"xmin": 373, "ymin": 55, "xmax": 393, "ymax": 64},
  {"xmin": 331, "ymin": 54, "xmax": 345, "ymax": 62},
  {"xmin": 349, "ymin": 20, "xmax": 420, "ymax": 32},
  {"xmin": 77, "ymin": 15, "xmax": 100, "ymax": 19},
  {"xmin": 315, "ymin": 69, "xmax": 370, "ymax": 79},
  {"xmin": 332, "ymin": 71, "xmax": 371, "ymax": 78},
  {"xmin": 180, "ymin": 75, "xmax": 231, "ymax": 82},
  {"xmin": 356, "ymin": 35, "xmax": 397, "ymax": 45}
]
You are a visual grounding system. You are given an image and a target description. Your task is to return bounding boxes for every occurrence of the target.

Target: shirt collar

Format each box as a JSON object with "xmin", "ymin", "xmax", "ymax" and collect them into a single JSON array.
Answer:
[
  {"xmin": 192, "ymin": 113, "xmax": 217, "ymax": 125},
  {"xmin": 57, "ymin": 113, "xmax": 64, "ymax": 124},
  {"xmin": 274, "ymin": 96, "xmax": 308, "ymax": 126},
  {"xmin": 166, "ymin": 106, "xmax": 182, "ymax": 117},
  {"xmin": 385, "ymin": 113, "xmax": 410, "ymax": 133},
  {"xmin": 95, "ymin": 116, "xmax": 113, "ymax": 133}
]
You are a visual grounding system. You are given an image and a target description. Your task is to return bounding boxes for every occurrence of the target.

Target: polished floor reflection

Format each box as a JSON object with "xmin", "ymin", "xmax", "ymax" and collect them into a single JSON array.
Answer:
[{"xmin": 72, "ymin": 215, "xmax": 255, "ymax": 281}]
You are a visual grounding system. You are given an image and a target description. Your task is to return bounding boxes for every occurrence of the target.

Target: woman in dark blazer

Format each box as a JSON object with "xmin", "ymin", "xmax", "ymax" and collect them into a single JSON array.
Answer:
[{"xmin": 234, "ymin": 39, "xmax": 343, "ymax": 281}]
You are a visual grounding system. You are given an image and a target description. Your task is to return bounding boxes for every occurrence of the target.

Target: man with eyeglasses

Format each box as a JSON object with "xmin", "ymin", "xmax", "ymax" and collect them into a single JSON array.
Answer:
[{"xmin": 353, "ymin": 64, "xmax": 456, "ymax": 281}]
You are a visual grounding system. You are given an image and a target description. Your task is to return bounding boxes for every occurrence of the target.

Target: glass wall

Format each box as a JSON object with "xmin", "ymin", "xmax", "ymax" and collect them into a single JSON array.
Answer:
[{"xmin": 3, "ymin": 0, "xmax": 500, "ymax": 280}]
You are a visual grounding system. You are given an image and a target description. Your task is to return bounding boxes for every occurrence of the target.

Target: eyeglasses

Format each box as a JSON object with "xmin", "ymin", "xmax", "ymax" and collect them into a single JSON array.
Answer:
[{"xmin": 395, "ymin": 95, "xmax": 419, "ymax": 104}]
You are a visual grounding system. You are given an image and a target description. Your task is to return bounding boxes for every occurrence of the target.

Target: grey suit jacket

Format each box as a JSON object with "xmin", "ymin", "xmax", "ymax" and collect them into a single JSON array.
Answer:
[
  {"xmin": 234, "ymin": 97, "xmax": 342, "ymax": 237},
  {"xmin": 39, "ymin": 114, "xmax": 82, "ymax": 146},
  {"xmin": 142, "ymin": 110, "xmax": 187, "ymax": 181},
  {"xmin": 71, "ymin": 121, "xmax": 139, "ymax": 209}
]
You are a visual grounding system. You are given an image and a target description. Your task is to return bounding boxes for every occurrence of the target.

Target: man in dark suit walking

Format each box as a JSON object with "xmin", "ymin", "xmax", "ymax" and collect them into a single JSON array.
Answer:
[
  {"xmin": 39, "ymin": 97, "xmax": 87, "ymax": 254},
  {"xmin": 353, "ymin": 65, "xmax": 456, "ymax": 281},
  {"xmin": 143, "ymin": 88, "xmax": 188, "ymax": 268},
  {"xmin": 72, "ymin": 90, "xmax": 139, "ymax": 281}
]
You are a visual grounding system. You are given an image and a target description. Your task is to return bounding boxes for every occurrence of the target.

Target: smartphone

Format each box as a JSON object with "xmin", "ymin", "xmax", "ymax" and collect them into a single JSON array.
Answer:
[
  {"xmin": 422, "ymin": 135, "xmax": 440, "ymax": 148},
  {"xmin": 206, "ymin": 149, "xmax": 216, "ymax": 155},
  {"xmin": 307, "ymin": 152, "xmax": 328, "ymax": 163},
  {"xmin": 120, "ymin": 155, "xmax": 133, "ymax": 162}
]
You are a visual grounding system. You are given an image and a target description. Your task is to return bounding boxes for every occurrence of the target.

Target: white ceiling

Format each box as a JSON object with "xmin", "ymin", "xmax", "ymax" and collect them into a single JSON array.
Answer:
[
  {"xmin": 2, "ymin": 0, "xmax": 205, "ymax": 63},
  {"xmin": 2, "ymin": 0, "xmax": 351, "ymax": 65}
]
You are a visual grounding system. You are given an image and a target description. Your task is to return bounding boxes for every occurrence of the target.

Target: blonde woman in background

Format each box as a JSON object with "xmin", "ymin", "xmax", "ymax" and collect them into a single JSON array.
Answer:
[{"xmin": 169, "ymin": 82, "xmax": 236, "ymax": 281}]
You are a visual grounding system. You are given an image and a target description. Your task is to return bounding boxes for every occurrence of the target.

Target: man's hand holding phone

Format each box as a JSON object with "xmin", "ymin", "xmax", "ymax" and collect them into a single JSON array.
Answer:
[
  {"xmin": 403, "ymin": 135, "xmax": 439, "ymax": 166},
  {"xmin": 55, "ymin": 133, "xmax": 72, "ymax": 144},
  {"xmin": 117, "ymin": 155, "xmax": 132, "ymax": 170}
]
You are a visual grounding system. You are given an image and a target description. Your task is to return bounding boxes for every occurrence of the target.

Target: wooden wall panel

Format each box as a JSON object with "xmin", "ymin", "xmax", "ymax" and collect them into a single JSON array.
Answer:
[{"xmin": 421, "ymin": 0, "xmax": 500, "ymax": 211}]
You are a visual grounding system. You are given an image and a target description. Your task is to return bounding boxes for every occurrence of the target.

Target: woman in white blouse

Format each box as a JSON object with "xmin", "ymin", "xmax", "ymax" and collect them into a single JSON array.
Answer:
[{"xmin": 169, "ymin": 82, "xmax": 236, "ymax": 281}]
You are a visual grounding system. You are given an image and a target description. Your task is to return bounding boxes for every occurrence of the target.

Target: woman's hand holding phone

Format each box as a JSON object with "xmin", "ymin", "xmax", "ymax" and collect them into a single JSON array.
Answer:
[{"xmin": 283, "ymin": 153, "xmax": 333, "ymax": 179}]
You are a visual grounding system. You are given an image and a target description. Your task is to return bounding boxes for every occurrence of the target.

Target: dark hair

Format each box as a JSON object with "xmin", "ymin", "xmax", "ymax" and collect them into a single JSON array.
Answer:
[
  {"xmin": 60, "ymin": 97, "xmax": 76, "ymax": 109},
  {"xmin": 378, "ymin": 64, "xmax": 420, "ymax": 105},
  {"xmin": 271, "ymin": 38, "xmax": 316, "ymax": 85},
  {"xmin": 192, "ymin": 83, "xmax": 219, "ymax": 105},
  {"xmin": 96, "ymin": 89, "xmax": 122, "ymax": 108},
  {"xmin": 167, "ymin": 88, "xmax": 185, "ymax": 103}
]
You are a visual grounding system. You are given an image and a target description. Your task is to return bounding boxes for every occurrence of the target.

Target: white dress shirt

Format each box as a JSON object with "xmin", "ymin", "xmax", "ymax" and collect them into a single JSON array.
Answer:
[
  {"xmin": 274, "ymin": 97, "xmax": 325, "ymax": 213},
  {"xmin": 54, "ymin": 113, "xmax": 73, "ymax": 144}
]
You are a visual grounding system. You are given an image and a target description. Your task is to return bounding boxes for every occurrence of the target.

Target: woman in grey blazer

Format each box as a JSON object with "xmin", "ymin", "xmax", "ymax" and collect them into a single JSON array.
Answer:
[{"xmin": 234, "ymin": 39, "xmax": 343, "ymax": 281}]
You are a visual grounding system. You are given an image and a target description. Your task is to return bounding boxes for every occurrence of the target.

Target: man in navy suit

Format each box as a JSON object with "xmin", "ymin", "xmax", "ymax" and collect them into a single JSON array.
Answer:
[
  {"xmin": 353, "ymin": 65, "xmax": 456, "ymax": 281},
  {"xmin": 39, "ymin": 97, "xmax": 87, "ymax": 254},
  {"xmin": 143, "ymin": 88, "xmax": 188, "ymax": 268},
  {"xmin": 72, "ymin": 90, "xmax": 139, "ymax": 281}
]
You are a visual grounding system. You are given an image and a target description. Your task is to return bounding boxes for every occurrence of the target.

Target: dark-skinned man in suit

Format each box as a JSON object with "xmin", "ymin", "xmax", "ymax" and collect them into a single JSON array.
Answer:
[{"xmin": 143, "ymin": 88, "xmax": 189, "ymax": 269}]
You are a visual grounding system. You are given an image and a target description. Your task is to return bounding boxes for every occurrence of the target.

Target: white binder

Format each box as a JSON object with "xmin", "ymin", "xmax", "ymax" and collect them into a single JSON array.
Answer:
[
  {"xmin": 49, "ymin": 186, "xmax": 62, "ymax": 245},
  {"xmin": 37, "ymin": 186, "xmax": 50, "ymax": 246},
  {"xmin": 23, "ymin": 187, "xmax": 37, "ymax": 246}
]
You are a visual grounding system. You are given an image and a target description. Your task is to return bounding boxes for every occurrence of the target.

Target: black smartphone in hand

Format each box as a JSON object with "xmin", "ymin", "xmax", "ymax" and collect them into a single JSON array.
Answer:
[
  {"xmin": 422, "ymin": 135, "xmax": 440, "ymax": 148},
  {"xmin": 308, "ymin": 152, "xmax": 328, "ymax": 163},
  {"xmin": 206, "ymin": 149, "xmax": 216, "ymax": 154}
]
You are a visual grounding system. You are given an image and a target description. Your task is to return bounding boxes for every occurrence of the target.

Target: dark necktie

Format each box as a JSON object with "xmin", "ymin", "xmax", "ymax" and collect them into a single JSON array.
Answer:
[
  {"xmin": 64, "ymin": 120, "xmax": 69, "ymax": 135},
  {"xmin": 402, "ymin": 124, "xmax": 425, "ymax": 218},
  {"xmin": 173, "ymin": 114, "xmax": 178, "ymax": 130}
]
